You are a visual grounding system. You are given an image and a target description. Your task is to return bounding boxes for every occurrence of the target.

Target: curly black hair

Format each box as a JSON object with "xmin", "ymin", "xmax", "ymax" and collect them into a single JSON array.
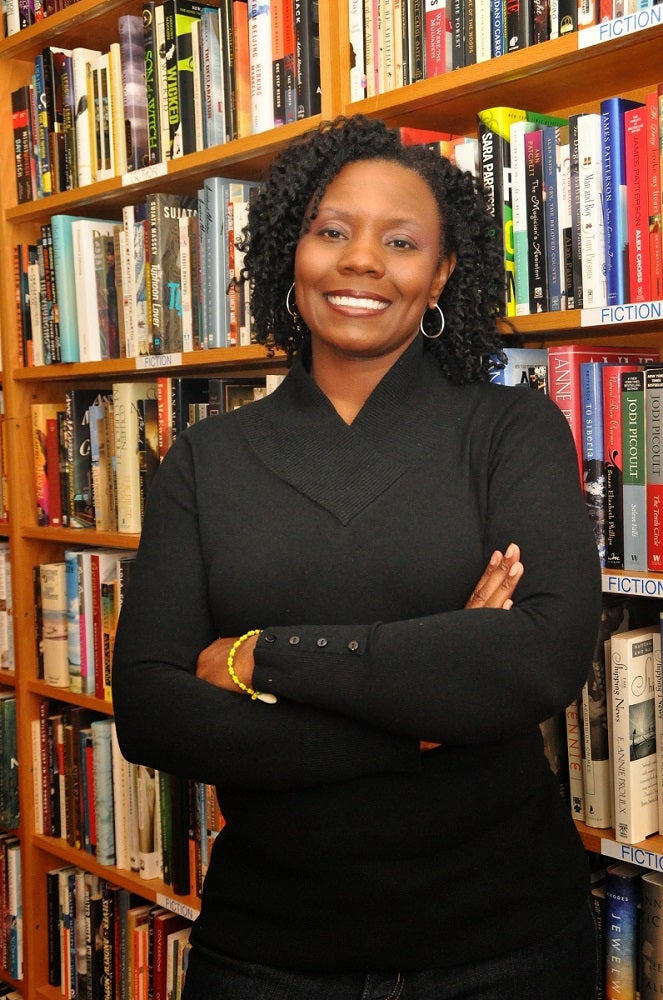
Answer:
[{"xmin": 240, "ymin": 114, "xmax": 505, "ymax": 383}]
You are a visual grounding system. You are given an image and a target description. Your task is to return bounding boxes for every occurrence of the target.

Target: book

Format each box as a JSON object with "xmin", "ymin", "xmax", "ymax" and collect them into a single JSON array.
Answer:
[
  {"xmin": 65, "ymin": 387, "xmax": 113, "ymax": 530},
  {"xmin": 51, "ymin": 214, "xmax": 96, "ymax": 364},
  {"xmin": 71, "ymin": 47, "xmax": 101, "ymax": 187},
  {"xmin": 605, "ymin": 862, "xmax": 642, "ymax": 997},
  {"xmin": 610, "ymin": 625, "xmax": 658, "ymax": 844},
  {"xmin": 164, "ymin": 0, "xmax": 206, "ymax": 157},
  {"xmin": 118, "ymin": 14, "xmax": 150, "ymax": 171},
  {"xmin": 11, "ymin": 85, "xmax": 36, "ymax": 204},
  {"xmin": 565, "ymin": 695, "xmax": 584, "ymax": 820},
  {"xmin": 601, "ymin": 362, "xmax": 648, "ymax": 571},
  {"xmin": 477, "ymin": 106, "xmax": 567, "ymax": 316},
  {"xmin": 641, "ymin": 870, "xmax": 663, "ymax": 999},
  {"xmin": 624, "ymin": 103, "xmax": 651, "ymax": 305},
  {"xmin": 72, "ymin": 218, "xmax": 121, "ymax": 362},
  {"xmin": 488, "ymin": 348, "xmax": 548, "ymax": 389},
  {"xmin": 112, "ymin": 381, "xmax": 158, "ymax": 533},
  {"xmin": 580, "ymin": 361, "xmax": 606, "ymax": 562},
  {"xmin": 32, "ymin": 402, "xmax": 65, "ymax": 526},
  {"xmin": 576, "ymin": 112, "xmax": 607, "ymax": 309},
  {"xmin": 248, "ymin": 0, "xmax": 274, "ymax": 132},
  {"xmin": 548, "ymin": 344, "xmax": 660, "ymax": 485},
  {"xmin": 87, "ymin": 50, "xmax": 116, "ymax": 182},
  {"xmin": 39, "ymin": 563, "xmax": 70, "ymax": 689},
  {"xmin": 200, "ymin": 6, "xmax": 226, "ymax": 147},
  {"xmin": 646, "ymin": 367, "xmax": 663, "ymax": 573},
  {"xmin": 146, "ymin": 192, "xmax": 198, "ymax": 354},
  {"xmin": 294, "ymin": 0, "xmax": 321, "ymax": 119},
  {"xmin": 541, "ymin": 123, "xmax": 566, "ymax": 313},
  {"xmin": 647, "ymin": 89, "xmax": 663, "ymax": 304},
  {"xmin": 524, "ymin": 127, "xmax": 548, "ymax": 313},
  {"xmin": 622, "ymin": 370, "xmax": 648, "ymax": 571},
  {"xmin": 600, "ymin": 96, "xmax": 644, "ymax": 307}
]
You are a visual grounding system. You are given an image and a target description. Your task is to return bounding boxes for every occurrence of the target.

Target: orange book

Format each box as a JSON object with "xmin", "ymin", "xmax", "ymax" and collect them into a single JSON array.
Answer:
[{"xmin": 232, "ymin": 0, "xmax": 252, "ymax": 137}]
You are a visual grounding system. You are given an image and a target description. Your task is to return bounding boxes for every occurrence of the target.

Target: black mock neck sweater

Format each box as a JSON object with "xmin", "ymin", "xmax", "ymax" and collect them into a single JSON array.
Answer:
[{"xmin": 113, "ymin": 338, "xmax": 602, "ymax": 972}]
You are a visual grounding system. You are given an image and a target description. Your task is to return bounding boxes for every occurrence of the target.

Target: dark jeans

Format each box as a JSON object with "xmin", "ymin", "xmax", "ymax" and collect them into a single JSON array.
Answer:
[{"xmin": 181, "ymin": 899, "xmax": 598, "ymax": 999}]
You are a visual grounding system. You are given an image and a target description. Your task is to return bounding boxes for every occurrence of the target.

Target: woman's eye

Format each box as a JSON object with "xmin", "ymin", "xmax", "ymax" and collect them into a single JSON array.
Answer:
[
  {"xmin": 390, "ymin": 238, "xmax": 415, "ymax": 250},
  {"xmin": 320, "ymin": 227, "xmax": 345, "ymax": 239}
]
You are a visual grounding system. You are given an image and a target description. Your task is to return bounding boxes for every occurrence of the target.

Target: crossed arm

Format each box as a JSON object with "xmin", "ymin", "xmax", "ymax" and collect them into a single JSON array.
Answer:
[{"xmin": 196, "ymin": 543, "xmax": 524, "ymax": 707}]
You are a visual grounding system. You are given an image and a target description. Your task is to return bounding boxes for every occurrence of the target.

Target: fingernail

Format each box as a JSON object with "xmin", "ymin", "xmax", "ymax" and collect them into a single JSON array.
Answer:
[
  {"xmin": 503, "ymin": 599, "xmax": 514, "ymax": 610},
  {"xmin": 257, "ymin": 693, "xmax": 278, "ymax": 704},
  {"xmin": 490, "ymin": 550, "xmax": 501, "ymax": 566},
  {"xmin": 505, "ymin": 543, "xmax": 516, "ymax": 559},
  {"xmin": 508, "ymin": 562, "xmax": 521, "ymax": 576}
]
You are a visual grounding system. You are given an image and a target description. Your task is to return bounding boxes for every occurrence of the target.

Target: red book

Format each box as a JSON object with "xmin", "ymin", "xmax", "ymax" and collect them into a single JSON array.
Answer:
[
  {"xmin": 646, "ymin": 90, "xmax": 662, "ymax": 302},
  {"xmin": 425, "ymin": 2, "xmax": 449, "ymax": 77},
  {"xmin": 152, "ymin": 910, "xmax": 191, "ymax": 1000},
  {"xmin": 624, "ymin": 104, "xmax": 651, "ymax": 304},
  {"xmin": 547, "ymin": 344, "xmax": 660, "ymax": 484}
]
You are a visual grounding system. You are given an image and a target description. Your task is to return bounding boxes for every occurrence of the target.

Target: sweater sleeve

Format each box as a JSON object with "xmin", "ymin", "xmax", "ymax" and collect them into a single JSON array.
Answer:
[
  {"xmin": 252, "ymin": 391, "xmax": 603, "ymax": 744},
  {"xmin": 111, "ymin": 432, "xmax": 421, "ymax": 790}
]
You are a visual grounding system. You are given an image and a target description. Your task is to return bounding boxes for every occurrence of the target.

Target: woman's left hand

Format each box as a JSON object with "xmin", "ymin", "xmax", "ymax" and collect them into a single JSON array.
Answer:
[{"xmin": 465, "ymin": 543, "xmax": 523, "ymax": 610}]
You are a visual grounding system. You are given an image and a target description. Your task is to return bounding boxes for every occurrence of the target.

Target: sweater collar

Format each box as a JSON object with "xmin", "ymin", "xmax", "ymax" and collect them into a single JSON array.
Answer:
[{"xmin": 237, "ymin": 338, "xmax": 443, "ymax": 525}]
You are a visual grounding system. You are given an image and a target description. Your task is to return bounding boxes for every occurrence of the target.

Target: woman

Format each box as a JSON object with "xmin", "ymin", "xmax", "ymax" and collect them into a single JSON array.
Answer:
[{"xmin": 113, "ymin": 115, "xmax": 602, "ymax": 998}]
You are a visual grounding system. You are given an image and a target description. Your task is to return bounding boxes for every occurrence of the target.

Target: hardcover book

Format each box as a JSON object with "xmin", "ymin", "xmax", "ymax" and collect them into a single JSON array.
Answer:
[
  {"xmin": 38, "ymin": 562, "xmax": 70, "ymax": 688},
  {"xmin": 600, "ymin": 96, "xmax": 643, "ymax": 306},
  {"xmin": 624, "ymin": 103, "xmax": 651, "ymax": 305},
  {"xmin": 163, "ymin": 0, "xmax": 206, "ymax": 157},
  {"xmin": 118, "ymin": 13, "xmax": 150, "ymax": 171},
  {"xmin": 641, "ymin": 870, "xmax": 663, "ymax": 999}
]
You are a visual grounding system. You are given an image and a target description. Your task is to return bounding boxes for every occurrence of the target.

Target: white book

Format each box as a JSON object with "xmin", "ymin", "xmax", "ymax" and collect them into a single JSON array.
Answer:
[
  {"xmin": 91, "ymin": 717, "xmax": 116, "ymax": 866},
  {"xmin": 474, "ymin": 0, "xmax": 492, "ymax": 62},
  {"xmin": 112, "ymin": 380, "xmax": 157, "ymax": 533},
  {"xmin": 121, "ymin": 205, "xmax": 141, "ymax": 358},
  {"xmin": 557, "ymin": 141, "xmax": 573, "ymax": 311},
  {"xmin": 39, "ymin": 562, "xmax": 70, "ymax": 688},
  {"xmin": 71, "ymin": 47, "xmax": 102, "ymax": 187},
  {"xmin": 348, "ymin": 0, "xmax": 366, "ymax": 100},
  {"xmin": 110, "ymin": 720, "xmax": 131, "ymax": 870},
  {"xmin": 179, "ymin": 215, "xmax": 194, "ymax": 352},
  {"xmin": 577, "ymin": 112, "xmax": 607, "ymax": 309},
  {"xmin": 610, "ymin": 626, "xmax": 658, "ymax": 844},
  {"xmin": 5, "ymin": 0, "xmax": 21, "ymax": 35},
  {"xmin": 27, "ymin": 262, "xmax": 44, "ymax": 366},
  {"xmin": 248, "ymin": 0, "xmax": 274, "ymax": 133},
  {"xmin": 109, "ymin": 41, "xmax": 127, "ymax": 175},
  {"xmin": 136, "ymin": 764, "xmax": 161, "ymax": 879},
  {"xmin": 72, "ymin": 218, "xmax": 121, "ymax": 362}
]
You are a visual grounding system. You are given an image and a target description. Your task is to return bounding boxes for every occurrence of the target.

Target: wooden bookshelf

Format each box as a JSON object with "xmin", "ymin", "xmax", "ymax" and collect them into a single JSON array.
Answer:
[{"xmin": 0, "ymin": 3, "xmax": 662, "ymax": 996}]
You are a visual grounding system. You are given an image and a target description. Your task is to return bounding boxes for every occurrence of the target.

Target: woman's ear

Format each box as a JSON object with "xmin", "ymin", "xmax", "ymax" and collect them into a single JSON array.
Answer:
[{"xmin": 429, "ymin": 252, "xmax": 457, "ymax": 308}]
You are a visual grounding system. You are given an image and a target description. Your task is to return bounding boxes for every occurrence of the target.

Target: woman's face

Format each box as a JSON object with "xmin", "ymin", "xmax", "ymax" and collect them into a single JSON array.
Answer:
[{"xmin": 294, "ymin": 158, "xmax": 455, "ymax": 367}]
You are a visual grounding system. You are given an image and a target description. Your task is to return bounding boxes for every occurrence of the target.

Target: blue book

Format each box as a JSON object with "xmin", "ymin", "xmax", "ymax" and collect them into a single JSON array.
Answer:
[
  {"xmin": 200, "ymin": 7, "xmax": 225, "ymax": 147},
  {"xmin": 600, "ymin": 96, "xmax": 644, "ymax": 306},
  {"xmin": 64, "ymin": 548, "xmax": 82, "ymax": 694},
  {"xmin": 605, "ymin": 862, "xmax": 641, "ymax": 997},
  {"xmin": 50, "ymin": 214, "xmax": 90, "ymax": 363},
  {"xmin": 580, "ymin": 361, "xmax": 606, "ymax": 563},
  {"xmin": 491, "ymin": 0, "xmax": 505, "ymax": 55},
  {"xmin": 203, "ymin": 176, "xmax": 231, "ymax": 348}
]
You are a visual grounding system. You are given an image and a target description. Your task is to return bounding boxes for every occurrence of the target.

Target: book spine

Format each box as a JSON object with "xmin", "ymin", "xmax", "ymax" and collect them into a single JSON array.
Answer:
[
  {"xmin": 143, "ymin": 3, "xmax": 162, "ymax": 164},
  {"xmin": 118, "ymin": 14, "xmax": 150, "ymax": 171},
  {"xmin": 647, "ymin": 91, "xmax": 663, "ymax": 303},
  {"xmin": 293, "ymin": 0, "xmax": 321, "ymax": 118},
  {"xmin": 647, "ymin": 369, "xmax": 663, "ymax": 572},
  {"xmin": 580, "ymin": 361, "xmax": 605, "ymax": 563},
  {"xmin": 605, "ymin": 865, "xmax": 641, "ymax": 995},
  {"xmin": 577, "ymin": 113, "xmax": 607, "ymax": 309},
  {"xmin": 622, "ymin": 370, "xmax": 647, "ymax": 571},
  {"xmin": 603, "ymin": 365, "xmax": 636, "ymax": 571},
  {"xmin": 524, "ymin": 128, "xmax": 548, "ymax": 313},
  {"xmin": 541, "ymin": 126, "xmax": 562, "ymax": 312},
  {"xmin": 567, "ymin": 114, "xmax": 583, "ymax": 310},
  {"xmin": 565, "ymin": 696, "xmax": 585, "ymax": 821},
  {"xmin": 624, "ymin": 104, "xmax": 651, "ymax": 305},
  {"xmin": 611, "ymin": 629, "xmax": 658, "ymax": 844},
  {"xmin": 249, "ymin": 0, "xmax": 274, "ymax": 132}
]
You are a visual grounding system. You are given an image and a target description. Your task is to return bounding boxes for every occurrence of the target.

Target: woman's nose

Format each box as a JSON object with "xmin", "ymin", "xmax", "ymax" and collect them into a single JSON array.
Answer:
[{"xmin": 337, "ymin": 235, "xmax": 385, "ymax": 275}]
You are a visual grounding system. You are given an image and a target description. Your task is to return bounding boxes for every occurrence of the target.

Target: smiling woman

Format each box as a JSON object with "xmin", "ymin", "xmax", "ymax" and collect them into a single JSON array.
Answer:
[{"xmin": 112, "ymin": 115, "xmax": 602, "ymax": 1000}]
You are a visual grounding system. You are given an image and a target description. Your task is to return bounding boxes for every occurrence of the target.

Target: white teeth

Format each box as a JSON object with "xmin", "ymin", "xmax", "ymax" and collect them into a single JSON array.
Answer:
[{"xmin": 327, "ymin": 295, "xmax": 388, "ymax": 311}]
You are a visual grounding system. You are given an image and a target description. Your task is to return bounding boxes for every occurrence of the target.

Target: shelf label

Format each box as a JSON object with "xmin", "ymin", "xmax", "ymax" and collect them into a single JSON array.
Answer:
[
  {"xmin": 603, "ymin": 574, "xmax": 663, "ymax": 596},
  {"xmin": 601, "ymin": 839, "xmax": 663, "ymax": 872},
  {"xmin": 578, "ymin": 5, "xmax": 662, "ymax": 47},
  {"xmin": 122, "ymin": 162, "xmax": 168, "ymax": 186},
  {"xmin": 135, "ymin": 353, "xmax": 183, "ymax": 370},
  {"xmin": 581, "ymin": 300, "xmax": 663, "ymax": 327},
  {"xmin": 156, "ymin": 893, "xmax": 199, "ymax": 920}
]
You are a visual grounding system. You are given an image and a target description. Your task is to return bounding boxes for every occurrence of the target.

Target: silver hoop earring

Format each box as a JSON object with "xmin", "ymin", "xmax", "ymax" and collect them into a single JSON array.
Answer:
[
  {"xmin": 420, "ymin": 304, "xmax": 445, "ymax": 340},
  {"xmin": 286, "ymin": 283, "xmax": 298, "ymax": 318}
]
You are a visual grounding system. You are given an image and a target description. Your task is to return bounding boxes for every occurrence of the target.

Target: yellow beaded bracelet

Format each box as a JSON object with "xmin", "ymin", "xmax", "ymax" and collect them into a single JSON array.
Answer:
[{"xmin": 227, "ymin": 630, "xmax": 265, "ymax": 701}]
